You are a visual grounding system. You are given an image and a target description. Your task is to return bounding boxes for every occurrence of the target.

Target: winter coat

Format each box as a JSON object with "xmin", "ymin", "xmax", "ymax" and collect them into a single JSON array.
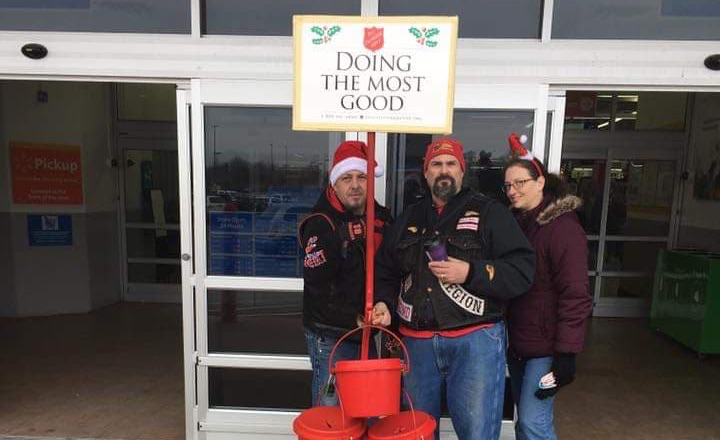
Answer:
[{"xmin": 507, "ymin": 195, "xmax": 593, "ymax": 358}]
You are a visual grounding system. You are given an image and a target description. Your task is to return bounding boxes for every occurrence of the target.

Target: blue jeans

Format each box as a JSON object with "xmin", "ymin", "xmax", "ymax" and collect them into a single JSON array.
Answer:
[
  {"xmin": 508, "ymin": 355, "xmax": 557, "ymax": 440},
  {"xmin": 305, "ymin": 328, "xmax": 375, "ymax": 407},
  {"xmin": 402, "ymin": 322, "xmax": 507, "ymax": 440}
]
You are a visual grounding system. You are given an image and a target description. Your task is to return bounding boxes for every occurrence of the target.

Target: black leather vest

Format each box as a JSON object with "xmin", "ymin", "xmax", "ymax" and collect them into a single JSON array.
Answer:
[{"xmin": 394, "ymin": 191, "xmax": 506, "ymax": 330}]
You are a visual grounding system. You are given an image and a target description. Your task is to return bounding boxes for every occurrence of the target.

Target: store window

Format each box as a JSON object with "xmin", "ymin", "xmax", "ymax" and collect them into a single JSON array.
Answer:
[
  {"xmin": 379, "ymin": 0, "xmax": 542, "ymax": 39},
  {"xmin": 117, "ymin": 84, "xmax": 177, "ymax": 122},
  {"xmin": 207, "ymin": 289, "xmax": 305, "ymax": 354},
  {"xmin": 209, "ymin": 368, "xmax": 312, "ymax": 409},
  {"xmin": 204, "ymin": 107, "xmax": 339, "ymax": 278},
  {"xmin": 386, "ymin": 110, "xmax": 534, "ymax": 215},
  {"xmin": 553, "ymin": 0, "xmax": 720, "ymax": 40},
  {"xmin": 564, "ymin": 92, "xmax": 687, "ymax": 132},
  {"xmin": 0, "ymin": 0, "xmax": 190, "ymax": 33},
  {"xmin": 202, "ymin": 0, "xmax": 359, "ymax": 36}
]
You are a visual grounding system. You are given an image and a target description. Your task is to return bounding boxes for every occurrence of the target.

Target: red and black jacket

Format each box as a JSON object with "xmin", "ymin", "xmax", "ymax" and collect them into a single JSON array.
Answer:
[{"xmin": 299, "ymin": 187, "xmax": 393, "ymax": 336}]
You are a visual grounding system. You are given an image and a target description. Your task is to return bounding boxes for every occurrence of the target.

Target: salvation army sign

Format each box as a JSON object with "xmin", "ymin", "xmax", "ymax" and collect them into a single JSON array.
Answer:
[
  {"xmin": 10, "ymin": 142, "xmax": 84, "ymax": 205},
  {"xmin": 293, "ymin": 15, "xmax": 458, "ymax": 134}
]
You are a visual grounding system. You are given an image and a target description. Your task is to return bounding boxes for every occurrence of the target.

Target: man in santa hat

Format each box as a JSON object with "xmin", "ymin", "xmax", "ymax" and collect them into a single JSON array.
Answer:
[
  {"xmin": 376, "ymin": 137, "xmax": 535, "ymax": 440},
  {"xmin": 299, "ymin": 140, "xmax": 394, "ymax": 407}
]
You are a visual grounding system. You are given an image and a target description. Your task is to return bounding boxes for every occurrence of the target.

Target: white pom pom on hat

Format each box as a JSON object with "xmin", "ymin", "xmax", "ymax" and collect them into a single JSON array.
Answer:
[{"xmin": 329, "ymin": 140, "xmax": 384, "ymax": 185}]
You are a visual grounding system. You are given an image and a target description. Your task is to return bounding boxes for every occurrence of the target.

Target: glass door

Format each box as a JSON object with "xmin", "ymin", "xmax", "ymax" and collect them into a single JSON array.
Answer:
[
  {"xmin": 561, "ymin": 133, "xmax": 684, "ymax": 317},
  {"xmin": 183, "ymin": 80, "xmax": 554, "ymax": 440},
  {"xmin": 120, "ymin": 138, "xmax": 181, "ymax": 301}
]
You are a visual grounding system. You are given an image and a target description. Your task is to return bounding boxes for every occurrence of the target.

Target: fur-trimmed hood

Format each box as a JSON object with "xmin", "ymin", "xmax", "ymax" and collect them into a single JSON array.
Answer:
[{"xmin": 537, "ymin": 195, "xmax": 583, "ymax": 226}]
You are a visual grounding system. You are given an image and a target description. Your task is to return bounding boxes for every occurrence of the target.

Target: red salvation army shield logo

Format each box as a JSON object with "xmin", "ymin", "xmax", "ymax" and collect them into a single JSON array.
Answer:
[{"xmin": 364, "ymin": 27, "xmax": 384, "ymax": 52}]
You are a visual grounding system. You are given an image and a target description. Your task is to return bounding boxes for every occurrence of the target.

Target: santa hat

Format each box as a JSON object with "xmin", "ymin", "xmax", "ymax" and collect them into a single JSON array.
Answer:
[
  {"xmin": 508, "ymin": 133, "xmax": 543, "ymax": 176},
  {"xmin": 329, "ymin": 140, "xmax": 383, "ymax": 185},
  {"xmin": 508, "ymin": 133, "xmax": 532, "ymax": 160},
  {"xmin": 424, "ymin": 137, "xmax": 466, "ymax": 171}
]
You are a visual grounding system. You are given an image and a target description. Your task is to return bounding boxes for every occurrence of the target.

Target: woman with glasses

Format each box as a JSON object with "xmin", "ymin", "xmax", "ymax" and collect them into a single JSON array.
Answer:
[{"xmin": 503, "ymin": 134, "xmax": 593, "ymax": 440}]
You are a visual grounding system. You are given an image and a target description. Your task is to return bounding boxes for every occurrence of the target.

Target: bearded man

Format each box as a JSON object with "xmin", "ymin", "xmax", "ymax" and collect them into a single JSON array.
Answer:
[{"xmin": 375, "ymin": 137, "xmax": 535, "ymax": 440}]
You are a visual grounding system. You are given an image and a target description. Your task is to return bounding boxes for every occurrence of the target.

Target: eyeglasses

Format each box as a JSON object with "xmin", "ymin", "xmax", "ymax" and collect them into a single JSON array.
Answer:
[{"xmin": 502, "ymin": 178, "xmax": 535, "ymax": 193}]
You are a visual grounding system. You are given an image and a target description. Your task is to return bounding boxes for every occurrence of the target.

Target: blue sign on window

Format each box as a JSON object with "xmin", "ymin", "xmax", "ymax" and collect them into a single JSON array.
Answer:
[
  {"xmin": 27, "ymin": 214, "xmax": 72, "ymax": 246},
  {"xmin": 210, "ymin": 234, "xmax": 253, "ymax": 254},
  {"xmin": 256, "ymin": 257, "xmax": 298, "ymax": 277},
  {"xmin": 210, "ymin": 255, "xmax": 253, "ymax": 276},
  {"xmin": 210, "ymin": 212, "xmax": 253, "ymax": 233},
  {"xmin": 255, "ymin": 235, "xmax": 298, "ymax": 256}
]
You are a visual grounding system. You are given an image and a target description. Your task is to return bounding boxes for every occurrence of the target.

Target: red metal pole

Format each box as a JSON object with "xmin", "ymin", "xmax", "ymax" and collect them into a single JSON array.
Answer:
[{"xmin": 361, "ymin": 132, "xmax": 376, "ymax": 360}]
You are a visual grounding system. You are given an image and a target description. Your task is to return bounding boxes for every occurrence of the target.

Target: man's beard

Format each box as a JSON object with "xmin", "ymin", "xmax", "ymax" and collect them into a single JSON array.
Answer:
[
  {"xmin": 431, "ymin": 176, "xmax": 458, "ymax": 202},
  {"xmin": 343, "ymin": 191, "xmax": 366, "ymax": 215}
]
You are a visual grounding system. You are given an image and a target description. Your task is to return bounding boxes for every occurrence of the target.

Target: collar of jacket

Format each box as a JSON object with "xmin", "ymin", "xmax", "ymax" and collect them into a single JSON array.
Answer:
[
  {"xmin": 424, "ymin": 187, "xmax": 474, "ymax": 229},
  {"xmin": 536, "ymin": 195, "xmax": 583, "ymax": 225}
]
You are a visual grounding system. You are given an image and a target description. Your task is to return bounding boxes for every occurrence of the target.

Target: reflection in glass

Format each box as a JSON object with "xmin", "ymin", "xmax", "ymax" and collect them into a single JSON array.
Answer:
[
  {"xmin": 207, "ymin": 290, "xmax": 305, "ymax": 354},
  {"xmin": 117, "ymin": 84, "xmax": 177, "ymax": 122},
  {"xmin": 561, "ymin": 159, "xmax": 606, "ymax": 234},
  {"xmin": 209, "ymin": 368, "xmax": 312, "ymax": 409},
  {"xmin": 603, "ymin": 240, "xmax": 666, "ymax": 273},
  {"xmin": 204, "ymin": 107, "xmax": 337, "ymax": 277},
  {"xmin": 387, "ymin": 110, "xmax": 534, "ymax": 215},
  {"xmin": 379, "ymin": 0, "xmax": 542, "ymax": 39},
  {"xmin": 203, "ymin": 0, "xmax": 359, "ymax": 36},
  {"xmin": 599, "ymin": 277, "xmax": 652, "ymax": 299},
  {"xmin": 553, "ymin": 0, "xmax": 720, "ymax": 40},
  {"xmin": 126, "ymin": 228, "xmax": 180, "ymax": 259},
  {"xmin": 563, "ymin": 92, "xmax": 611, "ymax": 131},
  {"xmin": 124, "ymin": 149, "xmax": 180, "ymax": 224},
  {"xmin": 127, "ymin": 263, "xmax": 180, "ymax": 284},
  {"xmin": 0, "ymin": 0, "xmax": 190, "ymax": 33},
  {"xmin": 609, "ymin": 160, "xmax": 674, "ymax": 236},
  {"xmin": 588, "ymin": 240, "xmax": 599, "ymax": 271},
  {"xmin": 564, "ymin": 92, "xmax": 687, "ymax": 132}
]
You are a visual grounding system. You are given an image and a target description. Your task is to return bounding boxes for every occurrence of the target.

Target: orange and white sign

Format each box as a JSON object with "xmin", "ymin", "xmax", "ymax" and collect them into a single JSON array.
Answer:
[
  {"xmin": 293, "ymin": 15, "xmax": 458, "ymax": 134},
  {"xmin": 10, "ymin": 142, "xmax": 84, "ymax": 205}
]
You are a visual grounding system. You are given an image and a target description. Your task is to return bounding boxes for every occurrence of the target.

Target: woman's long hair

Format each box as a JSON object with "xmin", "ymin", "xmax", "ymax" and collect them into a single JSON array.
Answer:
[{"xmin": 504, "ymin": 158, "xmax": 568, "ymax": 199}]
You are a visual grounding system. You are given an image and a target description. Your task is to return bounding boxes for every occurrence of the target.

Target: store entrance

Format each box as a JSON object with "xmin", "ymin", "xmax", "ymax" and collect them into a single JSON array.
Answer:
[
  {"xmin": 559, "ymin": 91, "xmax": 720, "ymax": 317},
  {"xmin": 0, "ymin": 80, "xmax": 184, "ymax": 440}
]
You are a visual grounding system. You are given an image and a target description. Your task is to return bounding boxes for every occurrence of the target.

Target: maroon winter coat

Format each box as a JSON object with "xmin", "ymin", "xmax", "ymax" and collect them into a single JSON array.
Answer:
[{"xmin": 507, "ymin": 195, "xmax": 593, "ymax": 358}]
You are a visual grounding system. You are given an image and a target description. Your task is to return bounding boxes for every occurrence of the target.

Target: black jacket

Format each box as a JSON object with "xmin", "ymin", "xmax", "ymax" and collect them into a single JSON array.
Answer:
[
  {"xmin": 300, "ymin": 188, "xmax": 393, "ymax": 336},
  {"xmin": 376, "ymin": 188, "xmax": 535, "ymax": 330}
]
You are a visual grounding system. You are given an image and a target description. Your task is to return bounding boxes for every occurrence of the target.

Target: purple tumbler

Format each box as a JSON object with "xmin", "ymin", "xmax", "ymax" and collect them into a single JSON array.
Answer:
[{"xmin": 425, "ymin": 239, "xmax": 448, "ymax": 261}]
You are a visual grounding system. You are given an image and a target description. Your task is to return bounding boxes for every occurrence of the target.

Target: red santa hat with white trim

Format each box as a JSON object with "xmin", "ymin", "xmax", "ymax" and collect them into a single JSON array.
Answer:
[
  {"xmin": 329, "ymin": 140, "xmax": 384, "ymax": 185},
  {"xmin": 508, "ymin": 133, "xmax": 532, "ymax": 160}
]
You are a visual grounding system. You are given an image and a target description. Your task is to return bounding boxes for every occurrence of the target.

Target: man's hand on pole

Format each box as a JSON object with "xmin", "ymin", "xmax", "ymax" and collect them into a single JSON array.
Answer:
[{"xmin": 371, "ymin": 302, "xmax": 392, "ymax": 326}]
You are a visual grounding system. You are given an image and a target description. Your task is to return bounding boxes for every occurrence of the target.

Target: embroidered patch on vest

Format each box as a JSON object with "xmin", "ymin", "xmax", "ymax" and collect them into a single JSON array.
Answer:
[
  {"xmin": 402, "ymin": 274, "xmax": 413, "ymax": 293},
  {"xmin": 305, "ymin": 236, "xmax": 318, "ymax": 254},
  {"xmin": 397, "ymin": 295, "xmax": 413, "ymax": 322},
  {"xmin": 407, "ymin": 226, "xmax": 418, "ymax": 233},
  {"xmin": 486, "ymin": 264, "xmax": 495, "ymax": 281},
  {"xmin": 456, "ymin": 216, "xmax": 479, "ymax": 231},
  {"xmin": 439, "ymin": 281, "xmax": 485, "ymax": 316},
  {"xmin": 464, "ymin": 210, "xmax": 480, "ymax": 216},
  {"xmin": 304, "ymin": 250, "xmax": 327, "ymax": 268}
]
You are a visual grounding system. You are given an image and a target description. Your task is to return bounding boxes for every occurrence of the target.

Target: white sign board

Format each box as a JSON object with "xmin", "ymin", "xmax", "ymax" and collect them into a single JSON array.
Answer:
[{"xmin": 293, "ymin": 15, "xmax": 458, "ymax": 134}]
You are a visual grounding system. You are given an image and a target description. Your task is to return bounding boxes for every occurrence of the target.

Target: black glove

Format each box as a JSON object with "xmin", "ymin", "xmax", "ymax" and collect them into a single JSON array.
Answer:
[{"xmin": 534, "ymin": 353, "xmax": 576, "ymax": 400}]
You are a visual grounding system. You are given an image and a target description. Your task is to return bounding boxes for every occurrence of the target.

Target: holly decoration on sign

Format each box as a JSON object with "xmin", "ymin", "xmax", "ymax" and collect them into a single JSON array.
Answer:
[
  {"xmin": 409, "ymin": 26, "xmax": 439, "ymax": 47},
  {"xmin": 311, "ymin": 25, "xmax": 341, "ymax": 44}
]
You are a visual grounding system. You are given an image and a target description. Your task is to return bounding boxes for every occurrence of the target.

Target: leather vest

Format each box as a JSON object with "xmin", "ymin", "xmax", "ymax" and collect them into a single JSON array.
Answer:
[{"xmin": 394, "ymin": 192, "xmax": 506, "ymax": 330}]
